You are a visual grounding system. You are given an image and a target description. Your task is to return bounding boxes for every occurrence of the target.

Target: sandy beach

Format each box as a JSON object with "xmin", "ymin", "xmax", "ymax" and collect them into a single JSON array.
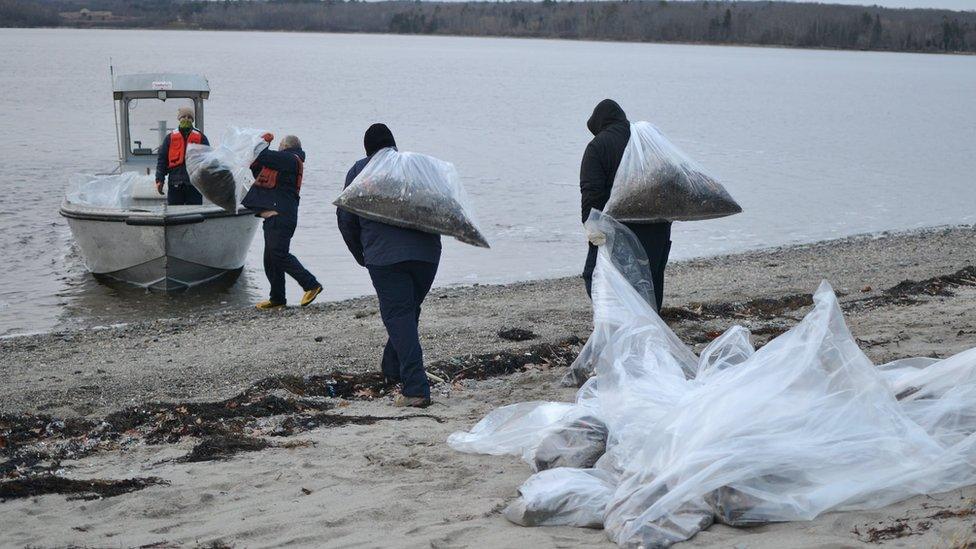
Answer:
[{"xmin": 2, "ymin": 225, "xmax": 976, "ymax": 548}]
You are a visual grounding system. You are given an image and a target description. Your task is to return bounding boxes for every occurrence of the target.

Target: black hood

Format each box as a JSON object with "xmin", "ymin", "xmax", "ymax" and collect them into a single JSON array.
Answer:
[
  {"xmin": 587, "ymin": 99, "xmax": 628, "ymax": 136},
  {"xmin": 364, "ymin": 123, "xmax": 397, "ymax": 156}
]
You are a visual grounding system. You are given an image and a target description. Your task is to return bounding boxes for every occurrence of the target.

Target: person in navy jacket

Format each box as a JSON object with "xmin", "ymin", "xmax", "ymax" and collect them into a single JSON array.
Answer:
[
  {"xmin": 337, "ymin": 124, "xmax": 441, "ymax": 408},
  {"xmin": 242, "ymin": 134, "xmax": 322, "ymax": 310}
]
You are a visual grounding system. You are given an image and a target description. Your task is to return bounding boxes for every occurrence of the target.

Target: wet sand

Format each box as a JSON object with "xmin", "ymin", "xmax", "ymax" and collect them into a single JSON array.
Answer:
[{"xmin": 2, "ymin": 225, "xmax": 976, "ymax": 548}]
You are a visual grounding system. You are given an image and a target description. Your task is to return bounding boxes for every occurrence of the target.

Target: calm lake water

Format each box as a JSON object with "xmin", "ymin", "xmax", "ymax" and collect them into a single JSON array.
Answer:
[{"xmin": 0, "ymin": 28, "xmax": 974, "ymax": 337}]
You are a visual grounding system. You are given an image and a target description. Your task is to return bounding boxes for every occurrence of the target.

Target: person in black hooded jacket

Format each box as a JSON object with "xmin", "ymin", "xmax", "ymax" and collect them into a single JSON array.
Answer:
[
  {"xmin": 336, "ymin": 124, "xmax": 442, "ymax": 409},
  {"xmin": 580, "ymin": 99, "xmax": 672, "ymax": 310}
]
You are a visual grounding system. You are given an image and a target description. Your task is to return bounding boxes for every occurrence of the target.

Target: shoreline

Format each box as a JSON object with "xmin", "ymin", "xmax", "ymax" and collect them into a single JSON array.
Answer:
[
  {"xmin": 2, "ymin": 223, "xmax": 976, "ymax": 547},
  {"xmin": 1, "ymin": 222, "xmax": 972, "ymax": 343},
  {"xmin": 1, "ymin": 222, "xmax": 974, "ymax": 418}
]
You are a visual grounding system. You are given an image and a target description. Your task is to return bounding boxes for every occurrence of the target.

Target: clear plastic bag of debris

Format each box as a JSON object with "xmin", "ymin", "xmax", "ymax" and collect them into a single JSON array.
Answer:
[
  {"xmin": 504, "ymin": 468, "xmax": 615, "ymax": 528},
  {"xmin": 450, "ymin": 210, "xmax": 976, "ymax": 547},
  {"xmin": 603, "ymin": 122, "xmax": 742, "ymax": 222},
  {"xmin": 447, "ymin": 402, "xmax": 588, "ymax": 469},
  {"xmin": 186, "ymin": 127, "xmax": 269, "ymax": 212},
  {"xmin": 563, "ymin": 210, "xmax": 662, "ymax": 387},
  {"xmin": 532, "ymin": 415, "xmax": 608, "ymax": 471},
  {"xmin": 66, "ymin": 172, "xmax": 148, "ymax": 209},
  {"xmin": 333, "ymin": 147, "xmax": 490, "ymax": 248}
]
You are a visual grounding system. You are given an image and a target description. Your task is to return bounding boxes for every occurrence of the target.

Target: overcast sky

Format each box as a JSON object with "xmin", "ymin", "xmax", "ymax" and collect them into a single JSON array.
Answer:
[{"xmin": 759, "ymin": 0, "xmax": 974, "ymax": 10}]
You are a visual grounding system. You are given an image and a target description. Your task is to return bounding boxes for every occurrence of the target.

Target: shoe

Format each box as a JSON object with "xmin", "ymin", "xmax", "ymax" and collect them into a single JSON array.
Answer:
[
  {"xmin": 394, "ymin": 394, "xmax": 431, "ymax": 408},
  {"xmin": 256, "ymin": 300, "xmax": 285, "ymax": 310},
  {"xmin": 300, "ymin": 285, "xmax": 323, "ymax": 307}
]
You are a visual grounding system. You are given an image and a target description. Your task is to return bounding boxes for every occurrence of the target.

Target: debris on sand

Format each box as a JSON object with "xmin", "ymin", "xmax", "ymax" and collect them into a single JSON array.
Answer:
[
  {"xmin": 0, "ymin": 475, "xmax": 166, "ymax": 501},
  {"xmin": 0, "ymin": 336, "xmax": 587, "ymax": 496},
  {"xmin": 661, "ymin": 293, "xmax": 814, "ymax": 322},
  {"xmin": 181, "ymin": 434, "xmax": 272, "ymax": 463},
  {"xmin": 175, "ymin": 413, "xmax": 444, "ymax": 463},
  {"xmin": 2, "ymin": 340, "xmax": 584, "ymax": 485},
  {"xmin": 271, "ymin": 413, "xmax": 443, "ymax": 439},
  {"xmin": 498, "ymin": 328, "xmax": 538, "ymax": 342},
  {"xmin": 853, "ymin": 518, "xmax": 931, "ymax": 543},
  {"xmin": 850, "ymin": 497, "xmax": 974, "ymax": 542},
  {"xmin": 432, "ymin": 337, "xmax": 582, "ymax": 382},
  {"xmin": 660, "ymin": 266, "xmax": 976, "ymax": 327},
  {"xmin": 873, "ymin": 266, "xmax": 976, "ymax": 304}
]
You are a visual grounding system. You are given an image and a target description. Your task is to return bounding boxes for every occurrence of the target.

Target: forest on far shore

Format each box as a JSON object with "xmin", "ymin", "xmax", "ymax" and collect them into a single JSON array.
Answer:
[{"xmin": 3, "ymin": 0, "xmax": 975, "ymax": 54}]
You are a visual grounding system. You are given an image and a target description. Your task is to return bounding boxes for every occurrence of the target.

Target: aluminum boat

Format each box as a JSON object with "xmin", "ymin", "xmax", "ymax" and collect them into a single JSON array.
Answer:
[{"xmin": 60, "ymin": 73, "xmax": 259, "ymax": 291}]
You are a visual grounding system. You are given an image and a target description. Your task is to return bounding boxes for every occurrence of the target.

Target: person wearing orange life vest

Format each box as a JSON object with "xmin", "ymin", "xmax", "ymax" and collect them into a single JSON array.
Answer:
[
  {"xmin": 241, "ymin": 134, "xmax": 322, "ymax": 310},
  {"xmin": 154, "ymin": 106, "xmax": 210, "ymax": 205}
]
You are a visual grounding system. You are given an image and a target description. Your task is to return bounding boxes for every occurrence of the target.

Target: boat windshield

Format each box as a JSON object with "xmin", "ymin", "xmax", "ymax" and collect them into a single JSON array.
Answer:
[{"xmin": 127, "ymin": 97, "xmax": 196, "ymax": 157}]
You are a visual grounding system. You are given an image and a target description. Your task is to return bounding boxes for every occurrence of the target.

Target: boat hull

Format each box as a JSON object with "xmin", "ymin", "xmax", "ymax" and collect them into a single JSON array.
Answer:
[{"xmin": 61, "ymin": 203, "xmax": 260, "ymax": 291}]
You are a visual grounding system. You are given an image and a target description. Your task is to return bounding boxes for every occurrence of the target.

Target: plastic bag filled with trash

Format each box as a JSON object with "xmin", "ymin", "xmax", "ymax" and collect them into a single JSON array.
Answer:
[
  {"xmin": 333, "ymin": 147, "xmax": 490, "ymax": 248},
  {"xmin": 449, "ymin": 214, "xmax": 976, "ymax": 547},
  {"xmin": 186, "ymin": 127, "xmax": 269, "ymax": 212},
  {"xmin": 603, "ymin": 122, "xmax": 742, "ymax": 222},
  {"xmin": 66, "ymin": 172, "xmax": 149, "ymax": 209}
]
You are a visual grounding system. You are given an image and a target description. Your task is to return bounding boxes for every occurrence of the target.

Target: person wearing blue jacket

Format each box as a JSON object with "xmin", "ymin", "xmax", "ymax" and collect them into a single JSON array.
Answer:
[
  {"xmin": 337, "ymin": 124, "xmax": 442, "ymax": 408},
  {"xmin": 242, "ymin": 134, "xmax": 322, "ymax": 310}
]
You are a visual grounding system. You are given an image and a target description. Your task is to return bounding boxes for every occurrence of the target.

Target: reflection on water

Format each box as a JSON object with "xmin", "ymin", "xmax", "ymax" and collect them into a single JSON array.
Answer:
[
  {"xmin": 47, "ymin": 237, "xmax": 263, "ymax": 334},
  {"xmin": 1, "ymin": 29, "xmax": 974, "ymax": 337},
  {"xmin": 58, "ymin": 269, "xmax": 254, "ymax": 330}
]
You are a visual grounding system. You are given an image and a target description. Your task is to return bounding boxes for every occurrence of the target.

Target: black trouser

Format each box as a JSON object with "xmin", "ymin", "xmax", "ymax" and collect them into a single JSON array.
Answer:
[
  {"xmin": 262, "ymin": 215, "xmax": 318, "ymax": 305},
  {"xmin": 367, "ymin": 260, "xmax": 439, "ymax": 399},
  {"xmin": 583, "ymin": 221, "xmax": 672, "ymax": 311},
  {"xmin": 166, "ymin": 182, "xmax": 203, "ymax": 205}
]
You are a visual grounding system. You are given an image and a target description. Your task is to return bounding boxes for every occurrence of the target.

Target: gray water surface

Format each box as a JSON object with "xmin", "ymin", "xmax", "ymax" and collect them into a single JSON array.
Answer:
[{"xmin": 1, "ymin": 28, "xmax": 974, "ymax": 337}]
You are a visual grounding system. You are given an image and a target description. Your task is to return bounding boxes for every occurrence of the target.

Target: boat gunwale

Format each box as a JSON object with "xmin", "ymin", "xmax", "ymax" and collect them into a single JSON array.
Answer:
[{"xmin": 59, "ymin": 200, "xmax": 256, "ymax": 226}]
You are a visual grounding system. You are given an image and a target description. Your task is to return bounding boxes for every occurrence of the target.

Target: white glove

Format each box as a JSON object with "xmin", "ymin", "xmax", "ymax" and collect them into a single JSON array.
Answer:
[{"xmin": 586, "ymin": 228, "xmax": 607, "ymax": 246}]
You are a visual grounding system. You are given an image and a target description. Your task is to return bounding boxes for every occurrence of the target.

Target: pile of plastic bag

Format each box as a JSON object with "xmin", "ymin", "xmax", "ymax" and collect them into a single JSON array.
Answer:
[
  {"xmin": 604, "ymin": 122, "xmax": 742, "ymax": 223},
  {"xmin": 186, "ymin": 127, "xmax": 269, "ymax": 212},
  {"xmin": 449, "ymin": 210, "xmax": 976, "ymax": 547},
  {"xmin": 65, "ymin": 172, "xmax": 149, "ymax": 209},
  {"xmin": 334, "ymin": 147, "xmax": 490, "ymax": 248}
]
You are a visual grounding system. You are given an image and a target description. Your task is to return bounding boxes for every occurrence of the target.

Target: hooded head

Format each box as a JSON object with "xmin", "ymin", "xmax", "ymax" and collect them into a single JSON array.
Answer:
[
  {"xmin": 586, "ymin": 99, "xmax": 627, "ymax": 136},
  {"xmin": 364, "ymin": 123, "xmax": 396, "ymax": 156}
]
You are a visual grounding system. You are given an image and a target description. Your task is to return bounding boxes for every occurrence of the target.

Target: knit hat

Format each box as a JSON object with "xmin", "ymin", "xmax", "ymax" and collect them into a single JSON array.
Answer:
[{"xmin": 177, "ymin": 107, "xmax": 194, "ymax": 120}]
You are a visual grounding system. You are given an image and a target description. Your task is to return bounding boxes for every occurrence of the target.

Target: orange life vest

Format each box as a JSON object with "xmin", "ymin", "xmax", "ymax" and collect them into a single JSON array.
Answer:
[
  {"xmin": 167, "ymin": 129, "xmax": 203, "ymax": 169},
  {"xmin": 254, "ymin": 153, "xmax": 304, "ymax": 195}
]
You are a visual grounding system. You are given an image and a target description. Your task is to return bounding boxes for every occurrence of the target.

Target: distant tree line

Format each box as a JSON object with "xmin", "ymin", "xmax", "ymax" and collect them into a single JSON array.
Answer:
[
  {"xmin": 5, "ymin": 0, "xmax": 976, "ymax": 54},
  {"xmin": 1, "ymin": 0, "xmax": 61, "ymax": 27}
]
